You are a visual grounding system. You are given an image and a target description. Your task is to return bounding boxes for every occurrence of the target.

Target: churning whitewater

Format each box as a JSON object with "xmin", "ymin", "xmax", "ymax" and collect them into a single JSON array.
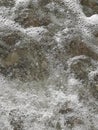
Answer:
[{"xmin": 0, "ymin": 0, "xmax": 98, "ymax": 130}]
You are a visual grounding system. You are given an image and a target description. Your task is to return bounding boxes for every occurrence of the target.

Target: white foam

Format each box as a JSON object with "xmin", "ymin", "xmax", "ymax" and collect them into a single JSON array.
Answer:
[
  {"xmin": 15, "ymin": 0, "xmax": 31, "ymax": 8},
  {"xmin": 0, "ymin": 0, "xmax": 98, "ymax": 129},
  {"xmin": 25, "ymin": 27, "xmax": 48, "ymax": 41}
]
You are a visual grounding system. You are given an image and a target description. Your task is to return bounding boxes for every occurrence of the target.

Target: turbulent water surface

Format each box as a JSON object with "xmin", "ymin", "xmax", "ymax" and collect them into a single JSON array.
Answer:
[{"xmin": 0, "ymin": 0, "xmax": 98, "ymax": 130}]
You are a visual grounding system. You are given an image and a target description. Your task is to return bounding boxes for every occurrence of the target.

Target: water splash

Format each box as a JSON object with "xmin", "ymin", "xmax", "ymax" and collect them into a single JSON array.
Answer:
[{"xmin": 0, "ymin": 0, "xmax": 98, "ymax": 130}]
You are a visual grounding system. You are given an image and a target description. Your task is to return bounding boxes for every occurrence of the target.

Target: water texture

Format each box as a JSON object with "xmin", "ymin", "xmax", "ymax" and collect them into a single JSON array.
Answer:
[{"xmin": 0, "ymin": 0, "xmax": 98, "ymax": 130}]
